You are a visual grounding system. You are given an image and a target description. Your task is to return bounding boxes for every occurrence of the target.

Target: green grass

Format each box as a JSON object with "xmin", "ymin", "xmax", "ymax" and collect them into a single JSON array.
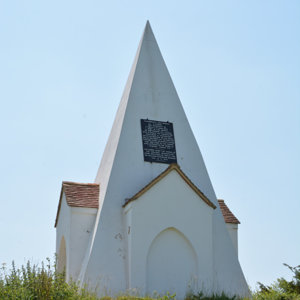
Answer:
[
  {"xmin": 0, "ymin": 258, "xmax": 97, "ymax": 299},
  {"xmin": 1, "ymin": 259, "xmax": 299, "ymax": 299}
]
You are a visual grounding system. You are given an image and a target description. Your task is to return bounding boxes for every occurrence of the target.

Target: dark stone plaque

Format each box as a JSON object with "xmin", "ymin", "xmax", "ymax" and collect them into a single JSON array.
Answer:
[{"xmin": 141, "ymin": 119, "xmax": 177, "ymax": 164}]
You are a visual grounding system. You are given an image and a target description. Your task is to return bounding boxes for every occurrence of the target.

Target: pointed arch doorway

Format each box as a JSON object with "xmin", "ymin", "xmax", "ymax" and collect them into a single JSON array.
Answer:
[
  {"xmin": 146, "ymin": 228, "xmax": 198, "ymax": 298},
  {"xmin": 57, "ymin": 236, "xmax": 67, "ymax": 274}
]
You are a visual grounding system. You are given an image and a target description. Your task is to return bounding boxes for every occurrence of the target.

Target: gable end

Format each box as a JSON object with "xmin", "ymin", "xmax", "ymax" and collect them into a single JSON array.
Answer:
[
  {"xmin": 55, "ymin": 182, "xmax": 99, "ymax": 227},
  {"xmin": 123, "ymin": 163, "xmax": 216, "ymax": 209}
]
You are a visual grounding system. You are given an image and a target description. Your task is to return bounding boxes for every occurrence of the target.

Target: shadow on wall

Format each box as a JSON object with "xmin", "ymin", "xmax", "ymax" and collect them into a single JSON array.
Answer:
[{"xmin": 57, "ymin": 236, "xmax": 67, "ymax": 274}]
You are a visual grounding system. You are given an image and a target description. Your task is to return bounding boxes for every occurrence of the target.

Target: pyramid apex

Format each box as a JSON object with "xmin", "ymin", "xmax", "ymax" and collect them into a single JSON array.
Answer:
[
  {"xmin": 141, "ymin": 20, "xmax": 156, "ymax": 42},
  {"xmin": 76, "ymin": 23, "xmax": 249, "ymax": 298}
]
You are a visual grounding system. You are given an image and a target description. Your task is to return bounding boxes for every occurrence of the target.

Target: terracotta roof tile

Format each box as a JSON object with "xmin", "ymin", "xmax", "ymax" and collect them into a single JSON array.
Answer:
[
  {"xmin": 218, "ymin": 199, "xmax": 240, "ymax": 224},
  {"xmin": 63, "ymin": 181, "xmax": 99, "ymax": 208},
  {"xmin": 54, "ymin": 181, "xmax": 99, "ymax": 227}
]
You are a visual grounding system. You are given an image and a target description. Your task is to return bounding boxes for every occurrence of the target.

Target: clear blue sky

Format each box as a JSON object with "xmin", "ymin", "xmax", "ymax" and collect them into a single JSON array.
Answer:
[{"xmin": 0, "ymin": 0, "xmax": 299, "ymax": 291}]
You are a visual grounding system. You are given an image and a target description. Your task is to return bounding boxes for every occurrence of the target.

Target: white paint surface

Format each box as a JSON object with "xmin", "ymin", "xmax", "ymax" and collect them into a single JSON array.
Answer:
[
  {"xmin": 56, "ymin": 193, "xmax": 97, "ymax": 282},
  {"xmin": 146, "ymin": 229, "xmax": 197, "ymax": 298},
  {"xmin": 226, "ymin": 223, "xmax": 239, "ymax": 255},
  {"xmin": 124, "ymin": 169, "xmax": 214, "ymax": 297},
  {"xmin": 57, "ymin": 236, "xmax": 66, "ymax": 274},
  {"xmin": 56, "ymin": 193, "xmax": 71, "ymax": 280},
  {"xmin": 57, "ymin": 21, "xmax": 250, "ymax": 298}
]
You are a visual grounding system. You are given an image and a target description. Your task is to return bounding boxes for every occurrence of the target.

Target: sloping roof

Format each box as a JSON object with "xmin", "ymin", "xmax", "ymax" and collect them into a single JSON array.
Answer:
[
  {"xmin": 123, "ymin": 163, "xmax": 216, "ymax": 209},
  {"xmin": 54, "ymin": 182, "xmax": 99, "ymax": 227},
  {"xmin": 62, "ymin": 182, "xmax": 99, "ymax": 208},
  {"xmin": 218, "ymin": 199, "xmax": 240, "ymax": 224}
]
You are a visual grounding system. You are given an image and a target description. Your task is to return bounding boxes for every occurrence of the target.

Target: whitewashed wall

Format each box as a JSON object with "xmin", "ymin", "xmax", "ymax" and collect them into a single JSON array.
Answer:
[
  {"xmin": 56, "ymin": 193, "xmax": 98, "ymax": 282},
  {"xmin": 226, "ymin": 223, "xmax": 238, "ymax": 255},
  {"xmin": 68, "ymin": 207, "xmax": 98, "ymax": 281},
  {"xmin": 124, "ymin": 170, "xmax": 214, "ymax": 298},
  {"xmin": 76, "ymin": 22, "xmax": 250, "ymax": 299},
  {"xmin": 56, "ymin": 194, "xmax": 71, "ymax": 280}
]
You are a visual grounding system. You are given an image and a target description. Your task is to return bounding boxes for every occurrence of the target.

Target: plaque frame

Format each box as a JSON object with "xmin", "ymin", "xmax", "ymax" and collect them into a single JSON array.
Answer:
[{"xmin": 140, "ymin": 119, "xmax": 177, "ymax": 164}]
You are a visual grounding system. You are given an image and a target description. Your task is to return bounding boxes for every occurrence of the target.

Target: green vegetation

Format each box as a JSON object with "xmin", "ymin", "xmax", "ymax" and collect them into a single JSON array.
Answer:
[
  {"xmin": 185, "ymin": 292, "xmax": 237, "ymax": 300},
  {"xmin": 0, "ymin": 259, "xmax": 299, "ymax": 299},
  {"xmin": 0, "ymin": 258, "xmax": 97, "ymax": 299},
  {"xmin": 253, "ymin": 264, "xmax": 300, "ymax": 300}
]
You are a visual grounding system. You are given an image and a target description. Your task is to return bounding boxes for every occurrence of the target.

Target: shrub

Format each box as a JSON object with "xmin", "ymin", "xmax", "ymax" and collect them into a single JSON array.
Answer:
[
  {"xmin": 0, "ymin": 258, "xmax": 98, "ymax": 299},
  {"xmin": 254, "ymin": 264, "xmax": 300, "ymax": 300},
  {"xmin": 185, "ymin": 292, "xmax": 236, "ymax": 300},
  {"xmin": 2, "ymin": 258, "xmax": 299, "ymax": 300}
]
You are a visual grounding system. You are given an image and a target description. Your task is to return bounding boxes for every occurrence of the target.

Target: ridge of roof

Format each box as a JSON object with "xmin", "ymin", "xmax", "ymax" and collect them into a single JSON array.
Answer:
[
  {"xmin": 54, "ymin": 182, "xmax": 99, "ymax": 227},
  {"xmin": 62, "ymin": 181, "xmax": 99, "ymax": 186},
  {"xmin": 218, "ymin": 199, "xmax": 240, "ymax": 224},
  {"xmin": 123, "ymin": 163, "xmax": 216, "ymax": 209}
]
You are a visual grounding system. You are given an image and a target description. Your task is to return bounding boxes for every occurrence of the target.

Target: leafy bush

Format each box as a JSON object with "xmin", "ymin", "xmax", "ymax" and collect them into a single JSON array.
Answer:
[
  {"xmin": 0, "ymin": 259, "xmax": 243, "ymax": 300},
  {"xmin": 0, "ymin": 258, "xmax": 98, "ymax": 299},
  {"xmin": 185, "ymin": 291, "xmax": 237, "ymax": 300},
  {"xmin": 1, "ymin": 258, "xmax": 299, "ymax": 300},
  {"xmin": 254, "ymin": 264, "xmax": 300, "ymax": 300}
]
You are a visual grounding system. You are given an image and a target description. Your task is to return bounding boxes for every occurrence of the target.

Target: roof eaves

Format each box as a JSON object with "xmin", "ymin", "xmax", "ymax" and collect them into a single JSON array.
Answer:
[
  {"xmin": 218, "ymin": 199, "xmax": 240, "ymax": 224},
  {"xmin": 54, "ymin": 183, "xmax": 65, "ymax": 228},
  {"xmin": 54, "ymin": 182, "xmax": 100, "ymax": 228},
  {"xmin": 123, "ymin": 163, "xmax": 216, "ymax": 209}
]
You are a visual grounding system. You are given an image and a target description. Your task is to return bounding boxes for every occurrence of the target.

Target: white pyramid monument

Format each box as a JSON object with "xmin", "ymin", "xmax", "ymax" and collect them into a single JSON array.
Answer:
[{"xmin": 55, "ymin": 21, "xmax": 250, "ymax": 298}]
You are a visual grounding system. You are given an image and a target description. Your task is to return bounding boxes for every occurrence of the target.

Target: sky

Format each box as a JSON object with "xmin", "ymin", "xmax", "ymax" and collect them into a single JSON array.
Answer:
[{"xmin": 0, "ymin": 0, "xmax": 299, "ymax": 292}]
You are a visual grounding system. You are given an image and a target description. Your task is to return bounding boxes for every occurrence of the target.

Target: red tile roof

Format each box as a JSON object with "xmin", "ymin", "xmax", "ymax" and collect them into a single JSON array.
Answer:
[
  {"xmin": 62, "ymin": 181, "xmax": 99, "ymax": 208},
  {"xmin": 54, "ymin": 181, "xmax": 99, "ymax": 227},
  {"xmin": 54, "ymin": 179, "xmax": 239, "ymax": 227},
  {"xmin": 218, "ymin": 199, "xmax": 240, "ymax": 224},
  {"xmin": 123, "ymin": 164, "xmax": 216, "ymax": 209}
]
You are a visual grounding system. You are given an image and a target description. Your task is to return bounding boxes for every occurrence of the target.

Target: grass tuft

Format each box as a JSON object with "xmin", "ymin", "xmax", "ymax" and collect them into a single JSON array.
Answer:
[{"xmin": 1, "ymin": 259, "xmax": 300, "ymax": 299}]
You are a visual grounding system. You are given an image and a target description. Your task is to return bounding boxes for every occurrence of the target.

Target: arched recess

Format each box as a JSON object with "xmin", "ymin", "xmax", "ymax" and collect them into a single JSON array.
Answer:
[
  {"xmin": 57, "ymin": 236, "xmax": 67, "ymax": 274},
  {"xmin": 146, "ymin": 228, "xmax": 198, "ymax": 298}
]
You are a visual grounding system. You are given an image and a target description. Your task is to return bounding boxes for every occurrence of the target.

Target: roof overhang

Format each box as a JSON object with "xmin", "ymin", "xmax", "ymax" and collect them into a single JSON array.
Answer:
[
  {"xmin": 54, "ymin": 181, "xmax": 99, "ymax": 228},
  {"xmin": 123, "ymin": 163, "xmax": 216, "ymax": 209}
]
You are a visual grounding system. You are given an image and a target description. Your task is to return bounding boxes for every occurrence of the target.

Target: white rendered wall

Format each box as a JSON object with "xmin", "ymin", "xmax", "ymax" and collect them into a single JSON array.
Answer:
[
  {"xmin": 79, "ymin": 22, "xmax": 250, "ymax": 298},
  {"xmin": 147, "ymin": 229, "xmax": 197, "ymax": 297},
  {"xmin": 57, "ymin": 236, "xmax": 67, "ymax": 274},
  {"xmin": 226, "ymin": 223, "xmax": 238, "ymax": 255},
  {"xmin": 56, "ymin": 193, "xmax": 97, "ymax": 282},
  {"xmin": 124, "ymin": 170, "xmax": 214, "ymax": 298},
  {"xmin": 56, "ymin": 194, "xmax": 71, "ymax": 281},
  {"xmin": 80, "ymin": 21, "xmax": 218, "ymax": 296},
  {"xmin": 69, "ymin": 207, "xmax": 98, "ymax": 281},
  {"xmin": 212, "ymin": 207, "xmax": 248, "ymax": 297}
]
